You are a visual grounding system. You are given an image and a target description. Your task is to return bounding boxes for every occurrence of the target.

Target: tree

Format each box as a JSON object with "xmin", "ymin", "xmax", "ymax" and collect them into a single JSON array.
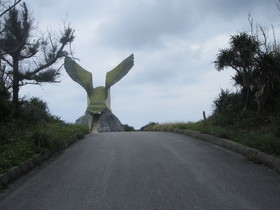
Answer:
[
  {"xmin": 253, "ymin": 48, "xmax": 280, "ymax": 112},
  {"xmin": 0, "ymin": 0, "xmax": 21, "ymax": 18},
  {"xmin": 0, "ymin": 2, "xmax": 74, "ymax": 106},
  {"xmin": 214, "ymin": 20, "xmax": 280, "ymax": 115},
  {"xmin": 214, "ymin": 32, "xmax": 260, "ymax": 111},
  {"xmin": 0, "ymin": 70, "xmax": 11, "ymax": 121},
  {"xmin": 0, "ymin": 0, "xmax": 22, "ymax": 120}
]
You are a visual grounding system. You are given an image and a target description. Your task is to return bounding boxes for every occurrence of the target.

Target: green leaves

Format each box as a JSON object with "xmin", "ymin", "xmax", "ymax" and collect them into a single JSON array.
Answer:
[
  {"xmin": 59, "ymin": 27, "xmax": 75, "ymax": 44},
  {"xmin": 215, "ymin": 32, "xmax": 259, "ymax": 73},
  {"xmin": 30, "ymin": 69, "xmax": 59, "ymax": 83}
]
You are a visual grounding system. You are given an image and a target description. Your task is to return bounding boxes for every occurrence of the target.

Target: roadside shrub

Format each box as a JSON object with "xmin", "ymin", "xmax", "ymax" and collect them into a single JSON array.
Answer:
[
  {"xmin": 211, "ymin": 89, "xmax": 244, "ymax": 126},
  {"xmin": 21, "ymin": 97, "xmax": 51, "ymax": 123},
  {"xmin": 0, "ymin": 124, "xmax": 9, "ymax": 145},
  {"xmin": 27, "ymin": 130, "xmax": 52, "ymax": 148},
  {"xmin": 124, "ymin": 124, "xmax": 135, "ymax": 131},
  {"xmin": 213, "ymin": 89, "xmax": 243, "ymax": 114},
  {"xmin": 0, "ymin": 121, "xmax": 20, "ymax": 145}
]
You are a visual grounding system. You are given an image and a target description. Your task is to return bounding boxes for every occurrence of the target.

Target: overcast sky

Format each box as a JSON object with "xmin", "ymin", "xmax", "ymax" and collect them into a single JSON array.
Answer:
[{"xmin": 21, "ymin": 0, "xmax": 280, "ymax": 129}]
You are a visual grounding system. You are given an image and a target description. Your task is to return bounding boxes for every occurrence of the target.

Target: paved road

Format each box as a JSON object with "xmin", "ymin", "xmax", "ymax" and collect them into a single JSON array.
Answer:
[{"xmin": 0, "ymin": 132, "xmax": 280, "ymax": 209}]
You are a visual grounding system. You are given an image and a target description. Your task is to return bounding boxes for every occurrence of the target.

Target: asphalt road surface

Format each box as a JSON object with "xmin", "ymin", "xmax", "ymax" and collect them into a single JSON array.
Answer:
[{"xmin": 1, "ymin": 132, "xmax": 280, "ymax": 210}]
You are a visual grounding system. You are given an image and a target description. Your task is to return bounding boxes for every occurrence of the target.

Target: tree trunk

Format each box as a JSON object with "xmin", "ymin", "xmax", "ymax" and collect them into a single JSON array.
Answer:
[
  {"xmin": 12, "ymin": 57, "xmax": 19, "ymax": 106},
  {"xmin": 242, "ymin": 71, "xmax": 250, "ymax": 112}
]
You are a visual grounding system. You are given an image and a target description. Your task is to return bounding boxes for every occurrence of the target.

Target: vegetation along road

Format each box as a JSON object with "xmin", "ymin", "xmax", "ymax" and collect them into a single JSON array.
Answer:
[{"xmin": 1, "ymin": 132, "xmax": 280, "ymax": 209}]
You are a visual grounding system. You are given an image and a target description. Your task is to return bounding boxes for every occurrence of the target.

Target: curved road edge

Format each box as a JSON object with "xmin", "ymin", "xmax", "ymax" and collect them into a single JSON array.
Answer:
[{"xmin": 152, "ymin": 128, "xmax": 280, "ymax": 173}]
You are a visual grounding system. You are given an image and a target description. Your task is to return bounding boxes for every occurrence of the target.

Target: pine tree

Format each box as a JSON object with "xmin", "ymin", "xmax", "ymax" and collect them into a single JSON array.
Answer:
[{"xmin": 0, "ymin": 2, "xmax": 74, "ymax": 106}]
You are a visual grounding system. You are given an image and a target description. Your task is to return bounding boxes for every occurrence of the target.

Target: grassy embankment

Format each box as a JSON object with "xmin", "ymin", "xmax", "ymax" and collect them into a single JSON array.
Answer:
[
  {"xmin": 143, "ymin": 113, "xmax": 280, "ymax": 158},
  {"xmin": 0, "ymin": 121, "xmax": 88, "ymax": 174}
]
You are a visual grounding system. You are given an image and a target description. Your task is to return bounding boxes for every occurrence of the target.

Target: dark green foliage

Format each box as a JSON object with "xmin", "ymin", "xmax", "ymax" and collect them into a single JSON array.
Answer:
[
  {"xmin": 1, "ymin": 3, "xmax": 31, "ymax": 57},
  {"xmin": 213, "ymin": 89, "xmax": 243, "ymax": 114},
  {"xmin": 253, "ymin": 51, "xmax": 280, "ymax": 113},
  {"xmin": 30, "ymin": 69, "xmax": 59, "ymax": 83},
  {"xmin": 0, "ymin": 97, "xmax": 55, "ymax": 145},
  {"xmin": 214, "ymin": 32, "xmax": 260, "ymax": 111},
  {"xmin": 27, "ymin": 130, "xmax": 52, "ymax": 148},
  {"xmin": 124, "ymin": 124, "xmax": 135, "ymax": 131},
  {"xmin": 215, "ymin": 33, "xmax": 259, "ymax": 73},
  {"xmin": 0, "ymin": 122, "xmax": 15, "ymax": 145},
  {"xmin": 21, "ymin": 97, "xmax": 50, "ymax": 123},
  {"xmin": 211, "ymin": 89, "xmax": 241, "ymax": 126},
  {"xmin": 60, "ymin": 27, "xmax": 75, "ymax": 44},
  {"xmin": 75, "ymin": 132, "xmax": 86, "ymax": 139}
]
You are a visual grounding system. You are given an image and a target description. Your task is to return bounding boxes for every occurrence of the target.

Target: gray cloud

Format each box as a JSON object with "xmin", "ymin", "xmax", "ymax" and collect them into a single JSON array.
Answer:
[
  {"xmin": 95, "ymin": 0, "xmax": 277, "ymax": 50},
  {"xmin": 95, "ymin": 1, "xmax": 198, "ymax": 49}
]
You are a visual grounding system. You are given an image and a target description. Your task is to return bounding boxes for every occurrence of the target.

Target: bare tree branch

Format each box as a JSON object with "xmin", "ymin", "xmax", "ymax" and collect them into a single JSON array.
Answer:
[
  {"xmin": 1, "ymin": 56, "xmax": 14, "ymax": 67},
  {"xmin": 26, "ymin": 41, "xmax": 66, "ymax": 77}
]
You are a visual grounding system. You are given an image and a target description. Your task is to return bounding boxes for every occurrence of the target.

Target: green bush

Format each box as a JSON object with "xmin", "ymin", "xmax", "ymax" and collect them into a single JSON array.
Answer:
[
  {"xmin": 212, "ymin": 89, "xmax": 243, "ymax": 120},
  {"xmin": 124, "ymin": 124, "xmax": 135, "ymax": 131},
  {"xmin": 0, "ymin": 124, "xmax": 9, "ymax": 145},
  {"xmin": 21, "ymin": 97, "xmax": 51, "ymax": 123},
  {"xmin": 27, "ymin": 130, "xmax": 52, "ymax": 148},
  {"xmin": 0, "ymin": 121, "xmax": 21, "ymax": 145}
]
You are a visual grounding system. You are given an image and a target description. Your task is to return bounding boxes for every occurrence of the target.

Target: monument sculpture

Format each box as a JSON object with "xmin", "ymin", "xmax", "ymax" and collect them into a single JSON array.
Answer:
[{"xmin": 64, "ymin": 54, "xmax": 134, "ymax": 132}]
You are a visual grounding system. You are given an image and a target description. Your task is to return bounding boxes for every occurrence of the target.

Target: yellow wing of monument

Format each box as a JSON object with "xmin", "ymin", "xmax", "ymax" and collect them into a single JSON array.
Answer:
[
  {"xmin": 64, "ymin": 57, "xmax": 93, "ymax": 96},
  {"xmin": 105, "ymin": 54, "xmax": 134, "ymax": 89}
]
